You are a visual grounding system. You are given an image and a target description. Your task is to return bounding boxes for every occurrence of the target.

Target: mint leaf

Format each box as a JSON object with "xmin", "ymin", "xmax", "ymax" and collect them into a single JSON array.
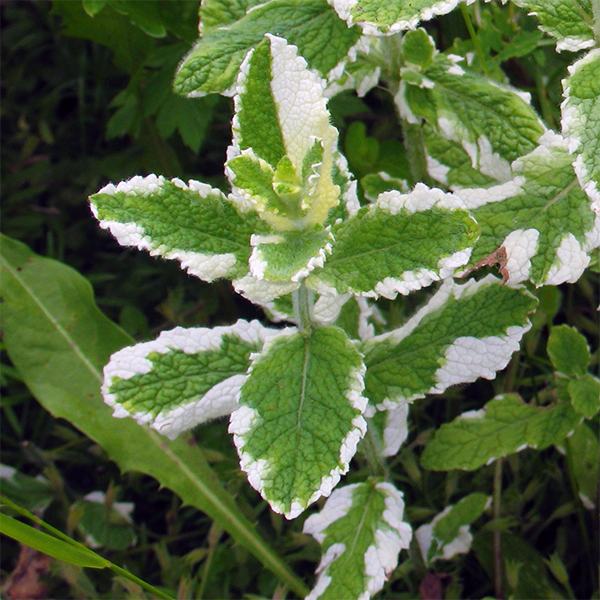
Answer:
[
  {"xmin": 174, "ymin": 0, "xmax": 361, "ymax": 97},
  {"xmin": 306, "ymin": 184, "xmax": 479, "ymax": 298},
  {"xmin": 229, "ymin": 326, "xmax": 367, "ymax": 518},
  {"xmin": 547, "ymin": 324, "xmax": 591, "ymax": 377},
  {"xmin": 303, "ymin": 480, "xmax": 412, "ymax": 599},
  {"xmin": 421, "ymin": 394, "xmax": 582, "ymax": 471},
  {"xmin": 568, "ymin": 375, "xmax": 600, "ymax": 419},
  {"xmin": 102, "ymin": 320, "xmax": 280, "ymax": 439},
  {"xmin": 363, "ymin": 276, "xmax": 537, "ymax": 409},
  {"xmin": 200, "ymin": 0, "xmax": 265, "ymax": 33}
]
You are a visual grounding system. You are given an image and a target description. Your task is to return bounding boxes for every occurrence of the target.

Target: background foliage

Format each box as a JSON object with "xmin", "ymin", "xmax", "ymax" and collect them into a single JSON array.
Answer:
[{"xmin": 1, "ymin": 1, "xmax": 598, "ymax": 599}]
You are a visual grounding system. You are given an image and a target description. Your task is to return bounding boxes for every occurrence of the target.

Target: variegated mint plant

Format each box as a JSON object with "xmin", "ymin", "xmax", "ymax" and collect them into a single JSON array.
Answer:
[{"xmin": 90, "ymin": 1, "xmax": 600, "ymax": 598}]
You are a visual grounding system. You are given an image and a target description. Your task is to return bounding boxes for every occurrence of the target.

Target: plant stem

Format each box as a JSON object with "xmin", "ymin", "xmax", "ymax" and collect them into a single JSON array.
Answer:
[
  {"xmin": 292, "ymin": 284, "xmax": 314, "ymax": 334},
  {"xmin": 459, "ymin": 3, "xmax": 491, "ymax": 79},
  {"xmin": 360, "ymin": 425, "xmax": 389, "ymax": 480},
  {"xmin": 493, "ymin": 458, "xmax": 504, "ymax": 599},
  {"xmin": 592, "ymin": 0, "xmax": 600, "ymax": 43},
  {"xmin": 402, "ymin": 121, "xmax": 434, "ymax": 186}
]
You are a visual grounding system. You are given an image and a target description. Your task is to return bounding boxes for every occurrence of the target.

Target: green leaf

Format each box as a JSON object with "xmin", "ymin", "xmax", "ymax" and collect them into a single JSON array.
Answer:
[
  {"xmin": 174, "ymin": 0, "xmax": 361, "ymax": 97},
  {"xmin": 512, "ymin": 0, "xmax": 595, "ymax": 52},
  {"xmin": 303, "ymin": 480, "xmax": 412, "ymax": 600},
  {"xmin": 307, "ymin": 184, "xmax": 479, "ymax": 298},
  {"xmin": 329, "ymin": 0, "xmax": 473, "ymax": 35},
  {"xmin": 200, "ymin": 0, "xmax": 265, "ymax": 33},
  {"xmin": 109, "ymin": 0, "xmax": 168, "ymax": 37},
  {"xmin": 421, "ymin": 394, "xmax": 582, "ymax": 471},
  {"xmin": 230, "ymin": 326, "xmax": 367, "ymax": 519},
  {"xmin": 568, "ymin": 374, "xmax": 600, "ymax": 418},
  {"xmin": 459, "ymin": 132, "xmax": 600, "ymax": 286},
  {"xmin": 562, "ymin": 49, "xmax": 600, "ymax": 207},
  {"xmin": 90, "ymin": 175, "xmax": 258, "ymax": 281},
  {"xmin": 398, "ymin": 34, "xmax": 546, "ymax": 184},
  {"xmin": 416, "ymin": 493, "xmax": 489, "ymax": 564},
  {"xmin": 0, "ymin": 513, "xmax": 109, "ymax": 569},
  {"xmin": 103, "ymin": 320, "xmax": 279, "ymax": 439},
  {"xmin": 547, "ymin": 324, "xmax": 591, "ymax": 376},
  {"xmin": 0, "ymin": 466, "xmax": 54, "ymax": 514},
  {"xmin": 363, "ymin": 276, "xmax": 537, "ymax": 409},
  {"xmin": 0, "ymin": 235, "xmax": 309, "ymax": 598},
  {"xmin": 566, "ymin": 422, "xmax": 599, "ymax": 509}
]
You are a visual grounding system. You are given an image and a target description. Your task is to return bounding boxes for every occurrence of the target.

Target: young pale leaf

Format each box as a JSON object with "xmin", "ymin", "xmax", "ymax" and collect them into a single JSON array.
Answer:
[
  {"xmin": 562, "ymin": 49, "xmax": 600, "ymax": 207},
  {"xmin": 458, "ymin": 132, "xmax": 600, "ymax": 286},
  {"xmin": 416, "ymin": 493, "xmax": 489, "ymax": 564},
  {"xmin": 306, "ymin": 183, "xmax": 479, "ymax": 298},
  {"xmin": 547, "ymin": 324, "xmax": 591, "ymax": 377},
  {"xmin": 568, "ymin": 375, "xmax": 600, "ymax": 419},
  {"xmin": 397, "ymin": 32, "xmax": 546, "ymax": 184},
  {"xmin": 174, "ymin": 0, "xmax": 361, "ymax": 97},
  {"xmin": 229, "ymin": 326, "xmax": 367, "ymax": 519},
  {"xmin": 329, "ymin": 0, "xmax": 476, "ymax": 35},
  {"xmin": 103, "ymin": 320, "xmax": 281, "ymax": 440},
  {"xmin": 303, "ymin": 480, "xmax": 412, "ymax": 600},
  {"xmin": 90, "ymin": 175, "xmax": 259, "ymax": 281},
  {"xmin": 421, "ymin": 394, "xmax": 582, "ymax": 471},
  {"xmin": 362, "ymin": 275, "xmax": 537, "ymax": 409},
  {"xmin": 512, "ymin": 0, "xmax": 595, "ymax": 52}
]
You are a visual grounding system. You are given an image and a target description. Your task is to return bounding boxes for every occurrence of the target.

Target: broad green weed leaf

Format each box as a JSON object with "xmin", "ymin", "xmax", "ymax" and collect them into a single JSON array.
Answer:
[
  {"xmin": 229, "ymin": 327, "xmax": 367, "ymax": 518},
  {"xmin": 562, "ymin": 49, "xmax": 600, "ymax": 207},
  {"xmin": 421, "ymin": 394, "xmax": 582, "ymax": 471},
  {"xmin": 459, "ymin": 132, "xmax": 600, "ymax": 286},
  {"xmin": 306, "ymin": 184, "xmax": 479, "ymax": 298},
  {"xmin": 416, "ymin": 493, "xmax": 489, "ymax": 564},
  {"xmin": 174, "ymin": 0, "xmax": 361, "ymax": 97},
  {"xmin": 0, "ymin": 466, "xmax": 54, "ymax": 514},
  {"xmin": 103, "ymin": 321, "xmax": 282, "ymax": 439},
  {"xmin": 547, "ymin": 324, "xmax": 591, "ymax": 376},
  {"xmin": 568, "ymin": 375, "xmax": 600, "ymax": 418},
  {"xmin": 90, "ymin": 175, "xmax": 258, "ymax": 281},
  {"xmin": 362, "ymin": 275, "xmax": 537, "ymax": 409},
  {"xmin": 512, "ymin": 0, "xmax": 595, "ymax": 52},
  {"xmin": 0, "ymin": 235, "xmax": 308, "ymax": 597},
  {"xmin": 566, "ymin": 422, "xmax": 599, "ymax": 509},
  {"xmin": 302, "ymin": 480, "xmax": 412, "ymax": 600},
  {"xmin": 397, "ymin": 31, "xmax": 546, "ymax": 184},
  {"xmin": 329, "ymin": 0, "xmax": 475, "ymax": 35},
  {"xmin": 0, "ymin": 513, "xmax": 109, "ymax": 569}
]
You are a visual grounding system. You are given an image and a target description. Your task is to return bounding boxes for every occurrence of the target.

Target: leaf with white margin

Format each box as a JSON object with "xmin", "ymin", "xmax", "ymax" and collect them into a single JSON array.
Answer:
[
  {"xmin": 227, "ymin": 35, "xmax": 343, "ymax": 231},
  {"xmin": 103, "ymin": 320, "xmax": 283, "ymax": 440},
  {"xmin": 367, "ymin": 403, "xmax": 410, "ymax": 457},
  {"xmin": 303, "ymin": 480, "xmax": 412, "ymax": 600},
  {"xmin": 512, "ymin": 0, "xmax": 595, "ymax": 52},
  {"xmin": 335, "ymin": 296, "xmax": 386, "ymax": 341},
  {"xmin": 329, "ymin": 0, "xmax": 476, "ymax": 36},
  {"xmin": 233, "ymin": 274, "xmax": 301, "ymax": 304},
  {"xmin": 306, "ymin": 183, "xmax": 479, "ymax": 299},
  {"xmin": 562, "ymin": 49, "xmax": 600, "ymax": 208},
  {"xmin": 199, "ymin": 0, "xmax": 266, "ymax": 34},
  {"xmin": 416, "ymin": 493, "xmax": 489, "ymax": 564},
  {"xmin": 229, "ymin": 326, "xmax": 367, "ymax": 519},
  {"xmin": 397, "ymin": 31, "xmax": 546, "ymax": 183},
  {"xmin": 421, "ymin": 393, "xmax": 582, "ymax": 471},
  {"xmin": 459, "ymin": 131, "xmax": 600, "ymax": 286},
  {"xmin": 174, "ymin": 0, "xmax": 362, "ymax": 98},
  {"xmin": 362, "ymin": 275, "xmax": 537, "ymax": 410},
  {"xmin": 90, "ymin": 175, "xmax": 261, "ymax": 281}
]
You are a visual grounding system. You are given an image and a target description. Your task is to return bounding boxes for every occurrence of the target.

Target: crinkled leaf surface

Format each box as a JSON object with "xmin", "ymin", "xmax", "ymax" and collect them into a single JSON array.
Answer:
[
  {"xmin": 397, "ymin": 32, "xmax": 545, "ymax": 184},
  {"xmin": 174, "ymin": 0, "xmax": 361, "ymax": 97},
  {"xmin": 547, "ymin": 324, "xmax": 591, "ymax": 377},
  {"xmin": 362, "ymin": 275, "xmax": 537, "ymax": 409},
  {"xmin": 459, "ymin": 132, "xmax": 600, "ymax": 286},
  {"xmin": 421, "ymin": 394, "xmax": 582, "ymax": 471},
  {"xmin": 90, "ymin": 175, "xmax": 259, "ymax": 281},
  {"xmin": 512, "ymin": 0, "xmax": 595, "ymax": 52},
  {"xmin": 416, "ymin": 493, "xmax": 489, "ymax": 564},
  {"xmin": 302, "ymin": 480, "xmax": 412, "ymax": 600},
  {"xmin": 199, "ymin": 0, "xmax": 265, "ymax": 33},
  {"xmin": 562, "ymin": 49, "xmax": 600, "ymax": 207},
  {"xmin": 103, "ymin": 321, "xmax": 281, "ymax": 440},
  {"xmin": 229, "ymin": 326, "xmax": 367, "ymax": 519},
  {"xmin": 329, "ymin": 0, "xmax": 475, "ymax": 35},
  {"xmin": 306, "ymin": 183, "xmax": 479, "ymax": 299}
]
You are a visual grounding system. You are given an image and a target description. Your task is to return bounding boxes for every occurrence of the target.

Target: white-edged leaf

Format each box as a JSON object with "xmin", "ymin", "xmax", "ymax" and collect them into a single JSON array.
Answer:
[
  {"xmin": 229, "ymin": 326, "xmax": 367, "ymax": 519},
  {"xmin": 303, "ymin": 480, "xmax": 412, "ymax": 600},
  {"xmin": 421, "ymin": 393, "xmax": 582, "ymax": 471},
  {"xmin": 306, "ymin": 183, "xmax": 479, "ymax": 298},
  {"xmin": 363, "ymin": 275, "xmax": 537, "ymax": 409},
  {"xmin": 102, "ymin": 320, "xmax": 284, "ymax": 439},
  {"xmin": 199, "ymin": 0, "xmax": 265, "ymax": 33},
  {"xmin": 458, "ymin": 131, "xmax": 600, "ymax": 286},
  {"xmin": 367, "ymin": 403, "xmax": 410, "ymax": 457},
  {"xmin": 416, "ymin": 493, "xmax": 489, "ymax": 564},
  {"xmin": 90, "ymin": 175, "xmax": 260, "ymax": 281}
]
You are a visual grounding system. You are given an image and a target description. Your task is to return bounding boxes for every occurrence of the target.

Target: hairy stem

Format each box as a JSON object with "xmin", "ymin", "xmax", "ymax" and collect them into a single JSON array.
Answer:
[
  {"xmin": 402, "ymin": 121, "xmax": 434, "ymax": 186},
  {"xmin": 460, "ymin": 4, "xmax": 491, "ymax": 79},
  {"xmin": 292, "ymin": 284, "xmax": 314, "ymax": 334}
]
